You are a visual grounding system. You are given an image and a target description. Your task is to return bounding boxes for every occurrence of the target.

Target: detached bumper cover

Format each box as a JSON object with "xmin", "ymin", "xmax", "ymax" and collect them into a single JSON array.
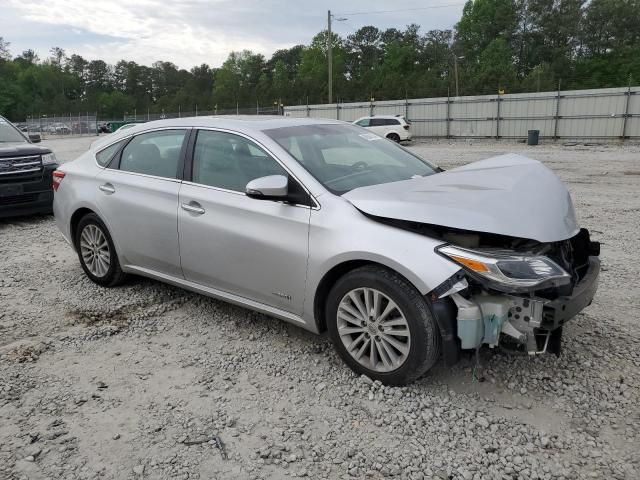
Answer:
[{"xmin": 541, "ymin": 256, "xmax": 600, "ymax": 329}]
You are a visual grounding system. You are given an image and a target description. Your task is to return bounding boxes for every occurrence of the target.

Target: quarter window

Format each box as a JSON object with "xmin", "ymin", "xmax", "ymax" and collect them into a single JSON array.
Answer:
[
  {"xmin": 96, "ymin": 140, "xmax": 126, "ymax": 167},
  {"xmin": 355, "ymin": 119, "xmax": 370, "ymax": 127},
  {"xmin": 192, "ymin": 130, "xmax": 287, "ymax": 192},
  {"xmin": 119, "ymin": 130, "xmax": 187, "ymax": 178}
]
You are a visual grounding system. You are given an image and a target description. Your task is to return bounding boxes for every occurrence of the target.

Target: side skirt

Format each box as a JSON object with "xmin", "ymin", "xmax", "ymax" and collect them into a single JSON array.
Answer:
[{"xmin": 123, "ymin": 265, "xmax": 316, "ymax": 332}]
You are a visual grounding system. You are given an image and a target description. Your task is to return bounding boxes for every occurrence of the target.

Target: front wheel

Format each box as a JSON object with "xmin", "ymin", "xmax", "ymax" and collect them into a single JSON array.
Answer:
[
  {"xmin": 326, "ymin": 266, "xmax": 441, "ymax": 385},
  {"xmin": 75, "ymin": 213, "xmax": 126, "ymax": 287}
]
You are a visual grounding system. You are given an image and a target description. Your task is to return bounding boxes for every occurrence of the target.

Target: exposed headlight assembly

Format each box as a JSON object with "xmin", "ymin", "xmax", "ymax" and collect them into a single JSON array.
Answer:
[
  {"xmin": 437, "ymin": 244, "xmax": 571, "ymax": 292},
  {"xmin": 41, "ymin": 153, "xmax": 57, "ymax": 165}
]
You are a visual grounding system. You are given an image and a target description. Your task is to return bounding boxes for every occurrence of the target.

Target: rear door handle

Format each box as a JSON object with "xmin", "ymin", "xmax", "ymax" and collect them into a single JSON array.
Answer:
[
  {"xmin": 99, "ymin": 183, "xmax": 115, "ymax": 194},
  {"xmin": 181, "ymin": 202, "xmax": 205, "ymax": 215}
]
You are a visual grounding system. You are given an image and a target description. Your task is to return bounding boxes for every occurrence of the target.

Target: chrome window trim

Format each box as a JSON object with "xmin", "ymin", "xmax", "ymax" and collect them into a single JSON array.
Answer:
[
  {"xmin": 105, "ymin": 168, "xmax": 183, "ymax": 184},
  {"xmin": 190, "ymin": 127, "xmax": 320, "ymax": 210}
]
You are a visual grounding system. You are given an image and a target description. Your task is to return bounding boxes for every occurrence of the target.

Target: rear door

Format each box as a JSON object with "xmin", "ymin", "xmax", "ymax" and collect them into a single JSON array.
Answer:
[
  {"xmin": 368, "ymin": 118, "xmax": 386, "ymax": 136},
  {"xmin": 95, "ymin": 129, "xmax": 188, "ymax": 277},
  {"xmin": 177, "ymin": 129, "xmax": 311, "ymax": 314}
]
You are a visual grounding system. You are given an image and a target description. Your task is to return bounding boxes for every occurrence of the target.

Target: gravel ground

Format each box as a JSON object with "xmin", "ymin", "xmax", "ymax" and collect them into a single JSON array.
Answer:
[{"xmin": 1, "ymin": 136, "xmax": 639, "ymax": 480}]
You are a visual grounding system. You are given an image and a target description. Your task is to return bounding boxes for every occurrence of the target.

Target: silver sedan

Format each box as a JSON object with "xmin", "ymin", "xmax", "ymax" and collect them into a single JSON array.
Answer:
[{"xmin": 53, "ymin": 117, "xmax": 600, "ymax": 385}]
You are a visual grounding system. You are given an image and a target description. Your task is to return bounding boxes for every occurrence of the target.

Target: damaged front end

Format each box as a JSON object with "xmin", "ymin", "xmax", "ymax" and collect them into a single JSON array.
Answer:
[
  {"xmin": 344, "ymin": 153, "xmax": 601, "ymax": 362},
  {"xmin": 429, "ymin": 227, "xmax": 601, "ymax": 362}
]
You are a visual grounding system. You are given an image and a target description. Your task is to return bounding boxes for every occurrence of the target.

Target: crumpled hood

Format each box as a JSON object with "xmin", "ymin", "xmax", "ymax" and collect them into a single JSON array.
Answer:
[{"xmin": 343, "ymin": 153, "xmax": 579, "ymax": 243}]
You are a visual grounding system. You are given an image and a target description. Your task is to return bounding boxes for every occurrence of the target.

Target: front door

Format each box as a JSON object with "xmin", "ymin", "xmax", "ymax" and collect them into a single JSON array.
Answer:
[{"xmin": 178, "ymin": 129, "xmax": 311, "ymax": 314}]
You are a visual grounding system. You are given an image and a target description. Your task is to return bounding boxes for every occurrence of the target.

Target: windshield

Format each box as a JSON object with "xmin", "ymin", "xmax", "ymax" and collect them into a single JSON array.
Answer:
[
  {"xmin": 264, "ymin": 124, "xmax": 438, "ymax": 194},
  {"xmin": 0, "ymin": 118, "xmax": 28, "ymax": 143}
]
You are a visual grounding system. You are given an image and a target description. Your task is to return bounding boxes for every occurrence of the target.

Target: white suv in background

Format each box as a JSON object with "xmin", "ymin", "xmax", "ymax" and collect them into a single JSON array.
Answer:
[{"xmin": 353, "ymin": 115, "xmax": 412, "ymax": 142}]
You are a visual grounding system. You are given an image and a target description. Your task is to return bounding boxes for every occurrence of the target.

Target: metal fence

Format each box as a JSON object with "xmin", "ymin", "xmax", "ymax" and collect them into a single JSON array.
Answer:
[
  {"xmin": 25, "ymin": 114, "xmax": 98, "ymax": 139},
  {"xmin": 284, "ymin": 86, "xmax": 640, "ymax": 140}
]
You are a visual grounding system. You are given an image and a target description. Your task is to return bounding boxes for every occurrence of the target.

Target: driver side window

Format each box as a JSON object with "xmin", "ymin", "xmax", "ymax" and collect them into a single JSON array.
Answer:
[
  {"xmin": 355, "ymin": 119, "xmax": 370, "ymax": 127},
  {"xmin": 192, "ymin": 130, "xmax": 287, "ymax": 192}
]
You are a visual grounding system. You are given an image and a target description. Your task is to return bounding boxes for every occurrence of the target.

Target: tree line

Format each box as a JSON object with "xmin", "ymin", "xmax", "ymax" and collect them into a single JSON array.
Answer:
[{"xmin": 1, "ymin": 0, "xmax": 639, "ymax": 121}]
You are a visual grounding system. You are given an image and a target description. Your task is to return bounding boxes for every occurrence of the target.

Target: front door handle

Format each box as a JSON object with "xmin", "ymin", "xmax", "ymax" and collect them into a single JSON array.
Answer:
[
  {"xmin": 181, "ymin": 202, "xmax": 205, "ymax": 215},
  {"xmin": 99, "ymin": 183, "xmax": 115, "ymax": 194}
]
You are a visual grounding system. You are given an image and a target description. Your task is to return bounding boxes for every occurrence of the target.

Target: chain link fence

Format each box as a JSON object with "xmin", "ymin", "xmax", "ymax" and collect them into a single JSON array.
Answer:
[
  {"xmin": 20, "ymin": 105, "xmax": 283, "ymax": 138},
  {"xmin": 123, "ymin": 105, "xmax": 281, "ymax": 122},
  {"xmin": 24, "ymin": 114, "xmax": 98, "ymax": 140}
]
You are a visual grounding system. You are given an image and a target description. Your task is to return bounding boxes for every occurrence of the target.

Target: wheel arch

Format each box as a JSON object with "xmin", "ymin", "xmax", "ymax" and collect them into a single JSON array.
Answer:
[
  {"xmin": 312, "ymin": 258, "xmax": 461, "ymax": 367},
  {"xmin": 385, "ymin": 131, "xmax": 400, "ymax": 140},
  {"xmin": 313, "ymin": 259, "xmax": 425, "ymax": 333},
  {"xmin": 70, "ymin": 207, "xmax": 97, "ymax": 248}
]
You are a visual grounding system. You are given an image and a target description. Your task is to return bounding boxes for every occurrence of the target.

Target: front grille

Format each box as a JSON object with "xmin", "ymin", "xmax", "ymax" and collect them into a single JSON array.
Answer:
[
  {"xmin": 0, "ymin": 193, "xmax": 39, "ymax": 206},
  {"xmin": 0, "ymin": 155, "xmax": 43, "ymax": 183}
]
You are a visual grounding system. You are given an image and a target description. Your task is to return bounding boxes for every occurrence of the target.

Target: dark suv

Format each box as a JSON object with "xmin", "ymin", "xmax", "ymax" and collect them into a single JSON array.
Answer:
[{"xmin": 0, "ymin": 116, "xmax": 59, "ymax": 218}]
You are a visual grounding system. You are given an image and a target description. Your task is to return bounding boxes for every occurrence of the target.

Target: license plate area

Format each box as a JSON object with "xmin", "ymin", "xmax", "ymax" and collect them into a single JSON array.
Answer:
[{"xmin": 0, "ymin": 184, "xmax": 24, "ymax": 197}]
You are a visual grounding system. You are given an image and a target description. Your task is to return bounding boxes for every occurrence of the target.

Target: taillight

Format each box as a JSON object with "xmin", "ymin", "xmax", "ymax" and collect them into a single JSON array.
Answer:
[
  {"xmin": 52, "ymin": 170, "xmax": 65, "ymax": 191},
  {"xmin": 403, "ymin": 125, "xmax": 410, "ymax": 130}
]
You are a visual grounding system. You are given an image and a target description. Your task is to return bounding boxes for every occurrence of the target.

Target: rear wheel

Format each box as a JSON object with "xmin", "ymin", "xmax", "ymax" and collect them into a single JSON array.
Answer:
[
  {"xmin": 387, "ymin": 133, "xmax": 401, "ymax": 143},
  {"xmin": 326, "ymin": 266, "xmax": 440, "ymax": 385},
  {"xmin": 75, "ymin": 213, "xmax": 126, "ymax": 287}
]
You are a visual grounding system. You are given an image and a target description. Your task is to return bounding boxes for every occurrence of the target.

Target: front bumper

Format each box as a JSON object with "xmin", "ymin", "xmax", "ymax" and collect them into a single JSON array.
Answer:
[
  {"xmin": 541, "ymin": 256, "xmax": 600, "ymax": 329},
  {"xmin": 0, "ymin": 165, "xmax": 57, "ymax": 218},
  {"xmin": 500, "ymin": 256, "xmax": 600, "ymax": 353},
  {"xmin": 438, "ymin": 255, "xmax": 600, "ymax": 356}
]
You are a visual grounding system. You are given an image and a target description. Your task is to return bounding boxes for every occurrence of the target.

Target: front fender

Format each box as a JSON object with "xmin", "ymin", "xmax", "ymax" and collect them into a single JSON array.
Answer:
[{"xmin": 303, "ymin": 197, "xmax": 461, "ymax": 325}]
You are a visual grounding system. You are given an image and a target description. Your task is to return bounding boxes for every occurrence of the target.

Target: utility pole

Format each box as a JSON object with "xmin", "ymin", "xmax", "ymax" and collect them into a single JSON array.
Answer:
[
  {"xmin": 326, "ymin": 11, "xmax": 346, "ymax": 104},
  {"xmin": 454, "ymin": 55, "xmax": 459, "ymax": 97},
  {"xmin": 327, "ymin": 10, "xmax": 332, "ymax": 104}
]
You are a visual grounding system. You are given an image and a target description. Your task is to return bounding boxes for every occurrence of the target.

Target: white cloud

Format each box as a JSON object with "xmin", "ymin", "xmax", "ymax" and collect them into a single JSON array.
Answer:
[
  {"xmin": 5, "ymin": 0, "xmax": 291, "ymax": 67},
  {"xmin": 3, "ymin": 0, "xmax": 464, "ymax": 68}
]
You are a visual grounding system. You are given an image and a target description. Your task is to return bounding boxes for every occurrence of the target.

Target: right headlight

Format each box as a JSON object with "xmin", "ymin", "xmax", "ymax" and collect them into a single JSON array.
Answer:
[{"xmin": 437, "ymin": 244, "xmax": 571, "ymax": 292}]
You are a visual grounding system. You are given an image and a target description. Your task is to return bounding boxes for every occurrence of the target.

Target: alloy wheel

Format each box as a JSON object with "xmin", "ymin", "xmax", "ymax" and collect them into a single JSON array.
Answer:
[
  {"xmin": 336, "ymin": 287, "xmax": 411, "ymax": 373},
  {"xmin": 79, "ymin": 224, "xmax": 111, "ymax": 278}
]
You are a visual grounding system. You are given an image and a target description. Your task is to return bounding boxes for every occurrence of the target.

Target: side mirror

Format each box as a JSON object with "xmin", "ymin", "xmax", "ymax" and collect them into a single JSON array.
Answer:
[
  {"xmin": 245, "ymin": 175, "xmax": 288, "ymax": 200},
  {"xmin": 29, "ymin": 133, "xmax": 41, "ymax": 143}
]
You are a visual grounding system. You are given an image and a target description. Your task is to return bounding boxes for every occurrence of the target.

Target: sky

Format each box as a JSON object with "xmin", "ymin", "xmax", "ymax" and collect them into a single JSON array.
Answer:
[{"xmin": 1, "ymin": 0, "xmax": 465, "ymax": 69}]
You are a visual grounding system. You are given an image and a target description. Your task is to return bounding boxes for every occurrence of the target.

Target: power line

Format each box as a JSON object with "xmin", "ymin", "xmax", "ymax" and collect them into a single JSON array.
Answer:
[{"xmin": 337, "ymin": 4, "xmax": 465, "ymax": 16}]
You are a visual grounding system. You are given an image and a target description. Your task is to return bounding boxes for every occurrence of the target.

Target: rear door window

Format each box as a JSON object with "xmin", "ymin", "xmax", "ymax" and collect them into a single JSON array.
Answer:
[
  {"xmin": 96, "ymin": 140, "xmax": 127, "ymax": 167},
  {"xmin": 119, "ymin": 130, "xmax": 187, "ymax": 179}
]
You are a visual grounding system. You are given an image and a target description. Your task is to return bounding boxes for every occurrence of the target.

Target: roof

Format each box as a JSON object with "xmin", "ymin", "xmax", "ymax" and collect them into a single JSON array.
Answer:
[
  {"xmin": 127, "ymin": 115, "xmax": 344, "ymax": 132},
  {"xmin": 355, "ymin": 114, "xmax": 405, "ymax": 120},
  {"xmin": 90, "ymin": 115, "xmax": 349, "ymax": 151}
]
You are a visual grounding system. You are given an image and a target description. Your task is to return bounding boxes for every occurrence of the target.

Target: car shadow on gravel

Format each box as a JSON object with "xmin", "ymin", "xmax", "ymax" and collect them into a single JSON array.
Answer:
[{"xmin": 0, "ymin": 213, "xmax": 53, "ymax": 229}]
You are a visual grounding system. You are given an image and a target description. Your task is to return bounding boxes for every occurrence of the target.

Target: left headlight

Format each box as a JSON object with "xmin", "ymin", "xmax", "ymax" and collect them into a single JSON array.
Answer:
[
  {"xmin": 41, "ymin": 153, "xmax": 57, "ymax": 165},
  {"xmin": 437, "ymin": 244, "xmax": 571, "ymax": 292}
]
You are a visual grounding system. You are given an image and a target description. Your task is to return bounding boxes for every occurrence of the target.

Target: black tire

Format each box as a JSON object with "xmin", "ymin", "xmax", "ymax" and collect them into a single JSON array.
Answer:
[
  {"xmin": 326, "ymin": 265, "xmax": 441, "ymax": 385},
  {"xmin": 387, "ymin": 133, "xmax": 401, "ymax": 143},
  {"xmin": 74, "ymin": 213, "xmax": 126, "ymax": 287}
]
